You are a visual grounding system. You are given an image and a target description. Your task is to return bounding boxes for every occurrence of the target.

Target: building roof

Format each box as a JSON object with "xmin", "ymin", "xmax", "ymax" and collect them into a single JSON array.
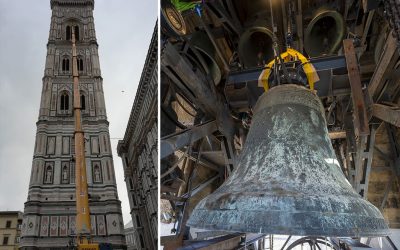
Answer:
[{"xmin": 0, "ymin": 211, "xmax": 23, "ymax": 217}]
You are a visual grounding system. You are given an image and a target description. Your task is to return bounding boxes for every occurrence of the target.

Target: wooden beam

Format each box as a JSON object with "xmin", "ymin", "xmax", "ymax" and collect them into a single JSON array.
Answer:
[
  {"xmin": 372, "ymin": 103, "xmax": 400, "ymax": 127},
  {"xmin": 329, "ymin": 130, "xmax": 347, "ymax": 140},
  {"xmin": 368, "ymin": 32, "xmax": 399, "ymax": 101},
  {"xmin": 160, "ymin": 194, "xmax": 186, "ymax": 202},
  {"xmin": 343, "ymin": 39, "xmax": 370, "ymax": 136},
  {"xmin": 362, "ymin": 126, "xmax": 377, "ymax": 199},
  {"xmin": 161, "ymin": 235, "xmax": 184, "ymax": 250}
]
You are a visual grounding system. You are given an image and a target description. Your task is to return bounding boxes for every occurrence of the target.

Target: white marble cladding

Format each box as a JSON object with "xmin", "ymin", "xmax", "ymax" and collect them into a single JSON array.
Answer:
[
  {"xmin": 21, "ymin": 214, "xmax": 123, "ymax": 237},
  {"xmin": 21, "ymin": 0, "xmax": 125, "ymax": 249}
]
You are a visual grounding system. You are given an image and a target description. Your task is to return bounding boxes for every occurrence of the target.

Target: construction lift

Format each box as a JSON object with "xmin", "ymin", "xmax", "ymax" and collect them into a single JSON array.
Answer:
[{"xmin": 70, "ymin": 28, "xmax": 99, "ymax": 250}]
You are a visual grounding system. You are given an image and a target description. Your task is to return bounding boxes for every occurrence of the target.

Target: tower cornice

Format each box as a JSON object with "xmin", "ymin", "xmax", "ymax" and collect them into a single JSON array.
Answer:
[{"xmin": 50, "ymin": 0, "xmax": 94, "ymax": 9}]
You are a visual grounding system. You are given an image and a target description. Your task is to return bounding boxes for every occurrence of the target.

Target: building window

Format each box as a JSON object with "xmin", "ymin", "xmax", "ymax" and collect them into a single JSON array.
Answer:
[
  {"xmin": 62, "ymin": 58, "xmax": 70, "ymax": 72},
  {"xmin": 80, "ymin": 94, "xmax": 86, "ymax": 110},
  {"xmin": 2, "ymin": 236, "xmax": 9, "ymax": 245},
  {"xmin": 66, "ymin": 25, "xmax": 79, "ymax": 41},
  {"xmin": 74, "ymin": 26, "xmax": 79, "ymax": 41},
  {"xmin": 77, "ymin": 58, "xmax": 84, "ymax": 72},
  {"xmin": 60, "ymin": 92, "xmax": 69, "ymax": 111},
  {"xmin": 16, "ymin": 236, "xmax": 20, "ymax": 243},
  {"xmin": 5, "ymin": 221, "xmax": 11, "ymax": 228},
  {"xmin": 66, "ymin": 26, "xmax": 71, "ymax": 40}
]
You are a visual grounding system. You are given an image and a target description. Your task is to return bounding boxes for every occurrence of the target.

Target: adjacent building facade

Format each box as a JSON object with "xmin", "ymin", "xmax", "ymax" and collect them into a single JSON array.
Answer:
[
  {"xmin": 0, "ymin": 211, "xmax": 23, "ymax": 250},
  {"xmin": 124, "ymin": 221, "xmax": 136, "ymax": 250},
  {"xmin": 20, "ymin": 0, "xmax": 125, "ymax": 248},
  {"xmin": 117, "ymin": 24, "xmax": 158, "ymax": 250}
]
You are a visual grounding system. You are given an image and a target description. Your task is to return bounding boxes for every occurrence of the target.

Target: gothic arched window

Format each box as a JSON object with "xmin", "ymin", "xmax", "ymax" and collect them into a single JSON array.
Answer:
[
  {"xmin": 60, "ymin": 92, "xmax": 69, "ymax": 111},
  {"xmin": 62, "ymin": 58, "xmax": 70, "ymax": 72},
  {"xmin": 77, "ymin": 58, "xmax": 84, "ymax": 72},
  {"xmin": 74, "ymin": 26, "xmax": 79, "ymax": 41},
  {"xmin": 66, "ymin": 25, "xmax": 79, "ymax": 41},
  {"xmin": 66, "ymin": 26, "xmax": 71, "ymax": 40},
  {"xmin": 80, "ymin": 94, "xmax": 86, "ymax": 110}
]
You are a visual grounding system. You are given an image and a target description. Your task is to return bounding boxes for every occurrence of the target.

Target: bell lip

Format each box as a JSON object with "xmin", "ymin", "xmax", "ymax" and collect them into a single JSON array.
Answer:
[
  {"xmin": 187, "ymin": 208, "xmax": 390, "ymax": 238},
  {"xmin": 304, "ymin": 8, "xmax": 345, "ymax": 57}
]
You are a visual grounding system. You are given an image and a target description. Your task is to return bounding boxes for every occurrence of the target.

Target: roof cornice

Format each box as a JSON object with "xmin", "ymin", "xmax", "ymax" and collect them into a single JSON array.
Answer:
[{"xmin": 50, "ymin": 0, "xmax": 94, "ymax": 9}]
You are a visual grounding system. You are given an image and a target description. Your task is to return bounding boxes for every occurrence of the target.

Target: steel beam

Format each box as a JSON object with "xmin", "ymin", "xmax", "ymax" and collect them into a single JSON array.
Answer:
[
  {"xmin": 343, "ymin": 39, "xmax": 370, "ymax": 136},
  {"xmin": 161, "ymin": 120, "xmax": 218, "ymax": 159},
  {"xmin": 372, "ymin": 104, "xmax": 400, "ymax": 127},
  {"xmin": 226, "ymin": 56, "xmax": 347, "ymax": 85}
]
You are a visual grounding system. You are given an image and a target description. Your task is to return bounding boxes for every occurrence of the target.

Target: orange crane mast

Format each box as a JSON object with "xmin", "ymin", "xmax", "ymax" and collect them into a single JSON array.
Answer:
[{"xmin": 71, "ymin": 28, "xmax": 99, "ymax": 250}]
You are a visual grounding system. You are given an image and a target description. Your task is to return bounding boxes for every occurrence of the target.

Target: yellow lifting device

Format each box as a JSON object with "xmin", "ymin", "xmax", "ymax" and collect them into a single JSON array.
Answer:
[{"xmin": 258, "ymin": 48, "xmax": 320, "ymax": 92}]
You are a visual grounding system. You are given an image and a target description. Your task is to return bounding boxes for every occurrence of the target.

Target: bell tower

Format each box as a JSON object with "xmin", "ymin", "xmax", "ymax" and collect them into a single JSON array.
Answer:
[{"xmin": 20, "ymin": 0, "xmax": 125, "ymax": 249}]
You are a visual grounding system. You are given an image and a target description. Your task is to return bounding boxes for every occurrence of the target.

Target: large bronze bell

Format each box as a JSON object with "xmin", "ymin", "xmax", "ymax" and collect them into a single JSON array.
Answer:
[
  {"xmin": 304, "ymin": 8, "xmax": 345, "ymax": 57},
  {"xmin": 188, "ymin": 84, "xmax": 389, "ymax": 237}
]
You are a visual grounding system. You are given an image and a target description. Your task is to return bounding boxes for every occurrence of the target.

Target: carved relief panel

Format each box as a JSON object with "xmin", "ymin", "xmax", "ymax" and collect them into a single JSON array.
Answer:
[
  {"xmin": 59, "ymin": 216, "xmax": 68, "ymax": 236},
  {"xmin": 50, "ymin": 216, "xmax": 59, "ymax": 237},
  {"xmin": 69, "ymin": 216, "xmax": 76, "ymax": 235},
  {"xmin": 96, "ymin": 215, "xmax": 106, "ymax": 235},
  {"xmin": 40, "ymin": 216, "xmax": 49, "ymax": 236}
]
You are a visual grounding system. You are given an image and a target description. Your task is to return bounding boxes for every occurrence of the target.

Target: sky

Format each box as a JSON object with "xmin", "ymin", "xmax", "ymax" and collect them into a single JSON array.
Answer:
[{"xmin": 0, "ymin": 0, "xmax": 157, "ymax": 224}]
